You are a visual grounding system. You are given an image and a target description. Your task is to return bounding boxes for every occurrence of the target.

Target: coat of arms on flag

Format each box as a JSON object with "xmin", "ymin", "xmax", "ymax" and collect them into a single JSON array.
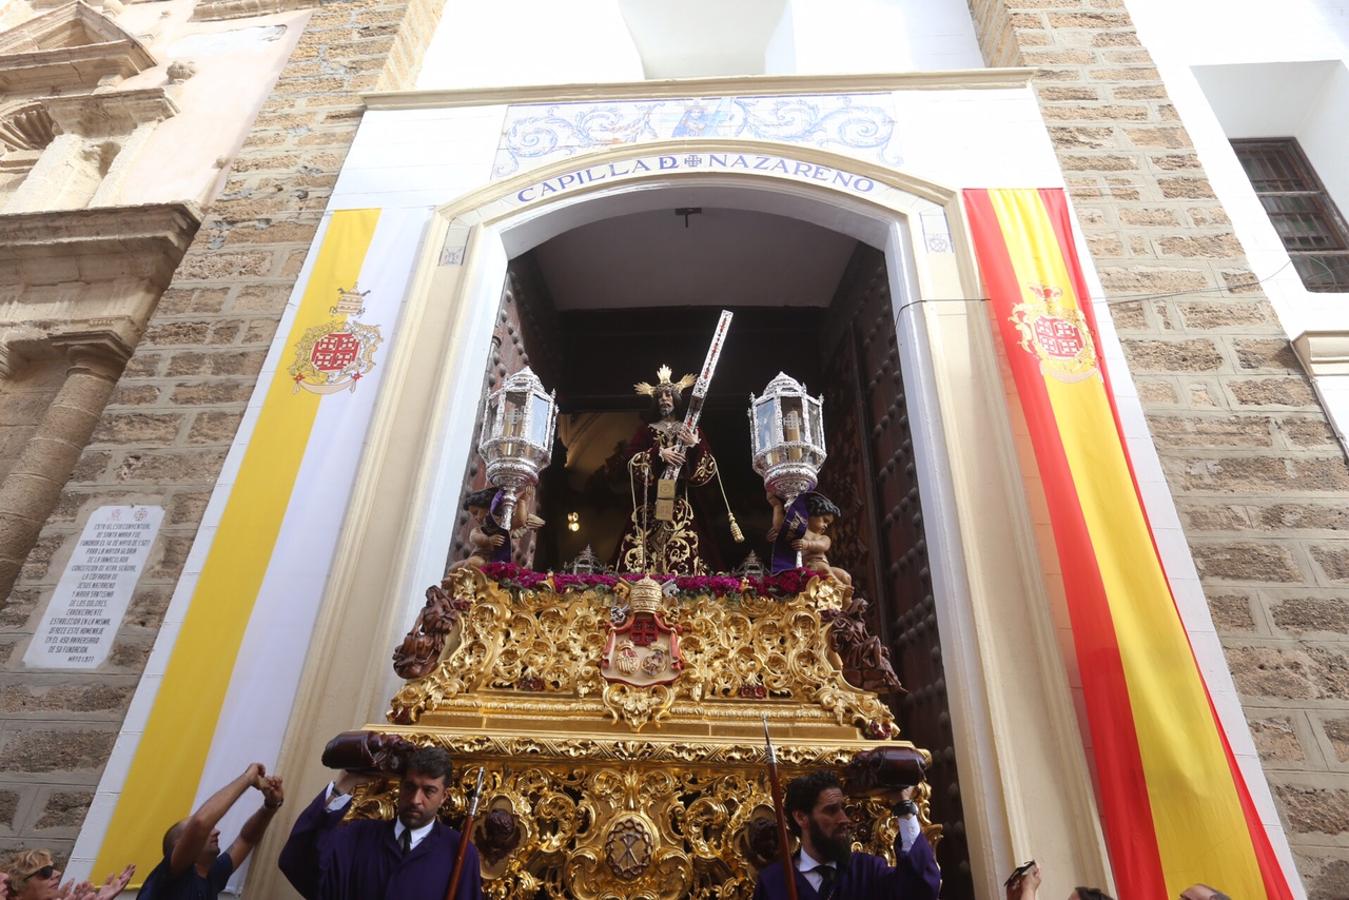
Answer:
[
  {"xmin": 289, "ymin": 285, "xmax": 382, "ymax": 395},
  {"xmin": 1009, "ymin": 284, "xmax": 1100, "ymax": 384}
]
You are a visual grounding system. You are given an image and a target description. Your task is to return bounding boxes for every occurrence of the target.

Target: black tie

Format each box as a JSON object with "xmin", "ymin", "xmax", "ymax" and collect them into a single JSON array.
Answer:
[
  {"xmin": 399, "ymin": 828, "xmax": 412, "ymax": 856},
  {"xmin": 813, "ymin": 864, "xmax": 836, "ymax": 898}
]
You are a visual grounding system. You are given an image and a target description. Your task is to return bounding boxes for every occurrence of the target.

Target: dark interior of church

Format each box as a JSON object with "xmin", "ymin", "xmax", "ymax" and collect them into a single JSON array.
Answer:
[{"xmin": 445, "ymin": 207, "xmax": 976, "ymax": 895}]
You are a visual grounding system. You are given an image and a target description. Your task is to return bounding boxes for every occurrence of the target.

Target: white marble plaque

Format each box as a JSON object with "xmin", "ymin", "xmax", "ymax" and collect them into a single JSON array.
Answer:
[{"xmin": 24, "ymin": 505, "xmax": 164, "ymax": 669}]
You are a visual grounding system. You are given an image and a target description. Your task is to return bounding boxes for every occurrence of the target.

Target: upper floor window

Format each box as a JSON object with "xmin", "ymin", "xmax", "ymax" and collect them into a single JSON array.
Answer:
[{"xmin": 1232, "ymin": 138, "xmax": 1349, "ymax": 292}]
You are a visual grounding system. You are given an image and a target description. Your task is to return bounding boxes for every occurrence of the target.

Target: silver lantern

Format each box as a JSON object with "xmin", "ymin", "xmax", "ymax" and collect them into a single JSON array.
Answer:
[
  {"xmin": 478, "ymin": 366, "xmax": 557, "ymax": 530},
  {"xmin": 749, "ymin": 373, "xmax": 826, "ymax": 567},
  {"xmin": 749, "ymin": 371, "xmax": 827, "ymax": 500}
]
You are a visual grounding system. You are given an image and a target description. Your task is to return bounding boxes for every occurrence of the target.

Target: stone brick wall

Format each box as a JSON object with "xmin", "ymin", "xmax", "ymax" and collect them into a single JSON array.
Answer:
[
  {"xmin": 0, "ymin": 0, "xmax": 442, "ymax": 863},
  {"xmin": 966, "ymin": 1, "xmax": 1349, "ymax": 895},
  {"xmin": 0, "ymin": 360, "xmax": 63, "ymax": 484}
]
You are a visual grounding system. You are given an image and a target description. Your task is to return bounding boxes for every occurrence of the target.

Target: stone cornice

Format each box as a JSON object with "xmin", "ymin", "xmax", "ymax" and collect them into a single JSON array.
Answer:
[
  {"xmin": 1293, "ymin": 330, "xmax": 1349, "ymax": 377},
  {"xmin": 363, "ymin": 68, "xmax": 1038, "ymax": 111},
  {"xmin": 191, "ymin": 0, "xmax": 313, "ymax": 22},
  {"xmin": 0, "ymin": 2, "xmax": 156, "ymax": 92},
  {"xmin": 0, "ymin": 40, "xmax": 156, "ymax": 92},
  {"xmin": 0, "ymin": 201, "xmax": 201, "ymax": 262},
  {"xmin": 42, "ymin": 87, "xmax": 178, "ymax": 136}
]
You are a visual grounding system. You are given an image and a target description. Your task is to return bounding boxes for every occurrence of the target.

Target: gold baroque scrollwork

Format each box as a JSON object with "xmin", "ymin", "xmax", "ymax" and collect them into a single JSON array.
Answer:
[
  {"xmin": 389, "ymin": 568, "xmax": 895, "ymax": 737},
  {"xmin": 349, "ymin": 750, "xmax": 923, "ymax": 900}
]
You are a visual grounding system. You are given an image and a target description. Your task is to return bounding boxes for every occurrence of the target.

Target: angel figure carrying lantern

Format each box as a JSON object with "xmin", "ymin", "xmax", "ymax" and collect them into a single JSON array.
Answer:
[{"xmin": 752, "ymin": 372, "xmax": 848, "ymax": 584}]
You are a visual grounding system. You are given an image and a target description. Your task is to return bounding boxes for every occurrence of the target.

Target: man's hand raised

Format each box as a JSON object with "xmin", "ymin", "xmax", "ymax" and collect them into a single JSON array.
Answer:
[
  {"xmin": 262, "ymin": 775, "xmax": 285, "ymax": 810},
  {"xmin": 94, "ymin": 865, "xmax": 134, "ymax": 900},
  {"xmin": 334, "ymin": 768, "xmax": 377, "ymax": 796},
  {"xmin": 244, "ymin": 762, "xmax": 267, "ymax": 790}
]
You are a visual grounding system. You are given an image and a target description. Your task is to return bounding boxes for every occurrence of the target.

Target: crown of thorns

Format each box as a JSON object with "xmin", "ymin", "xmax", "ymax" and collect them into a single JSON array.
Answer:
[{"xmin": 634, "ymin": 365, "xmax": 696, "ymax": 399}]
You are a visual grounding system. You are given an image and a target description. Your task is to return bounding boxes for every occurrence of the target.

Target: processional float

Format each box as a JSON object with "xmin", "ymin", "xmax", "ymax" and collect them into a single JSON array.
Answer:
[{"xmin": 328, "ymin": 313, "xmax": 939, "ymax": 899}]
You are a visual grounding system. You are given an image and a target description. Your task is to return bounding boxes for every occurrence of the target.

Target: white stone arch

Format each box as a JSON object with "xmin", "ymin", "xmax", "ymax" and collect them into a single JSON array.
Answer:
[{"xmin": 266, "ymin": 141, "xmax": 1112, "ymax": 899}]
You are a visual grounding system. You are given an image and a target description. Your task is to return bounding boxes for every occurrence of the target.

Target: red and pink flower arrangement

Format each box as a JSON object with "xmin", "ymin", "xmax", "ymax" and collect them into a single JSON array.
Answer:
[{"xmin": 477, "ymin": 562, "xmax": 813, "ymax": 599}]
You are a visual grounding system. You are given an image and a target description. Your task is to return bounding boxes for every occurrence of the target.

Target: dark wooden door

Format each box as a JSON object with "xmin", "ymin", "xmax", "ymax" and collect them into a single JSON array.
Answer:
[{"xmin": 819, "ymin": 246, "xmax": 974, "ymax": 898}]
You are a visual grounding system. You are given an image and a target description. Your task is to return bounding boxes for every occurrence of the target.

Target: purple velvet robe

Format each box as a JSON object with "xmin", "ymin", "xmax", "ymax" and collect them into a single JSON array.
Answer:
[
  {"xmin": 278, "ymin": 789, "xmax": 483, "ymax": 900},
  {"xmin": 484, "ymin": 489, "xmax": 512, "ymax": 564},
  {"xmin": 752, "ymin": 833, "xmax": 941, "ymax": 900},
  {"xmin": 769, "ymin": 494, "xmax": 811, "ymax": 574}
]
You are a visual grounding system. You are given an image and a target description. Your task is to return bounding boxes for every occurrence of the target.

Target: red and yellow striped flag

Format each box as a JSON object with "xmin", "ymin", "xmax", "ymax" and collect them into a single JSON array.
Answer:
[{"xmin": 963, "ymin": 188, "xmax": 1291, "ymax": 900}]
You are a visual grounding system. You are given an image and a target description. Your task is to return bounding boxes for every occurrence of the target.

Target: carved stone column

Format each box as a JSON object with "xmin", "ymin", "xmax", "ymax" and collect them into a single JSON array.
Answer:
[{"xmin": 0, "ymin": 332, "xmax": 130, "ymax": 599}]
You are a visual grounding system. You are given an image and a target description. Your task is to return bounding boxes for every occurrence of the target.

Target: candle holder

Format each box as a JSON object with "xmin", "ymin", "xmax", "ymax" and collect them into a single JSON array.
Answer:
[
  {"xmin": 478, "ymin": 366, "xmax": 556, "ymax": 529},
  {"xmin": 750, "ymin": 373, "xmax": 827, "ymax": 567},
  {"xmin": 750, "ymin": 372, "xmax": 826, "ymax": 500}
]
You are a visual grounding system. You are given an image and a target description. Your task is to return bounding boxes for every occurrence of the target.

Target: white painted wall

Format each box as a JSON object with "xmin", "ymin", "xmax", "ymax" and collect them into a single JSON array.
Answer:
[
  {"xmin": 415, "ymin": 0, "xmax": 644, "ymax": 89},
  {"xmin": 1126, "ymin": 0, "xmax": 1349, "ymax": 337},
  {"xmin": 773, "ymin": 0, "xmax": 985, "ymax": 74},
  {"xmin": 415, "ymin": 0, "xmax": 985, "ymax": 90}
]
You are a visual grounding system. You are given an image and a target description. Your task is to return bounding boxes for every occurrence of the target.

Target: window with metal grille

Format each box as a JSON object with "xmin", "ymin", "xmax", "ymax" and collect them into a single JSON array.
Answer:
[{"xmin": 1232, "ymin": 138, "xmax": 1349, "ymax": 292}]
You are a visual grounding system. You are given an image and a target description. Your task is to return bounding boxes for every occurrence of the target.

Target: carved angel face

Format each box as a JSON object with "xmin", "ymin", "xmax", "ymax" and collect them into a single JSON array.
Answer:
[{"xmin": 808, "ymin": 513, "xmax": 834, "ymax": 534}]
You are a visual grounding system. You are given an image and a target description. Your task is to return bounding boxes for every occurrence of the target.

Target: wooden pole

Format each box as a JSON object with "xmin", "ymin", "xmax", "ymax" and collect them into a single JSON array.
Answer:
[
  {"xmin": 446, "ymin": 767, "xmax": 485, "ymax": 900},
  {"xmin": 763, "ymin": 717, "xmax": 801, "ymax": 900}
]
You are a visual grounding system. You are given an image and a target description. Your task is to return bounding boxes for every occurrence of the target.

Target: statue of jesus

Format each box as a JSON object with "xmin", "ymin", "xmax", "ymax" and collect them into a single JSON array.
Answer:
[{"xmin": 616, "ymin": 365, "xmax": 720, "ymax": 574}]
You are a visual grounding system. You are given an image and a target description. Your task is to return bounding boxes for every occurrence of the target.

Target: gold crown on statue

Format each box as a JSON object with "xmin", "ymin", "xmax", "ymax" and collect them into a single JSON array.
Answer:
[
  {"xmin": 634, "ymin": 365, "xmax": 696, "ymax": 399},
  {"xmin": 627, "ymin": 576, "xmax": 664, "ymax": 614}
]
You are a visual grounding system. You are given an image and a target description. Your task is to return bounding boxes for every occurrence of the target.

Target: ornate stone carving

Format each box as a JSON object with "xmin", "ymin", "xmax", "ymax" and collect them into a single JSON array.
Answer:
[
  {"xmin": 0, "ymin": 1, "xmax": 156, "ymax": 92},
  {"xmin": 0, "ymin": 103, "xmax": 56, "ymax": 153}
]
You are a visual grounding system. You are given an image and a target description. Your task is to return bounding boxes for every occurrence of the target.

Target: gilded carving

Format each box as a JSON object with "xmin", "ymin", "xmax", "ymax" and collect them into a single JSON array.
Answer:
[
  {"xmin": 345, "ymin": 746, "xmax": 937, "ymax": 900},
  {"xmin": 388, "ymin": 567, "xmax": 894, "ymax": 737}
]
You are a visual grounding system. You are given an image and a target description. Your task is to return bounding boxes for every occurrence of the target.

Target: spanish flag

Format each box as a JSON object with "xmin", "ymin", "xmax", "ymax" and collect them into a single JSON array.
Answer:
[{"xmin": 963, "ymin": 188, "xmax": 1292, "ymax": 900}]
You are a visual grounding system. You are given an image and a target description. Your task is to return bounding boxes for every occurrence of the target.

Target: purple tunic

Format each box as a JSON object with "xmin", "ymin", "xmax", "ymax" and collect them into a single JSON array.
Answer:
[
  {"xmin": 769, "ymin": 494, "xmax": 811, "ymax": 574},
  {"xmin": 752, "ymin": 833, "xmax": 941, "ymax": 900},
  {"xmin": 278, "ymin": 789, "xmax": 483, "ymax": 900},
  {"xmin": 484, "ymin": 490, "xmax": 512, "ymax": 564}
]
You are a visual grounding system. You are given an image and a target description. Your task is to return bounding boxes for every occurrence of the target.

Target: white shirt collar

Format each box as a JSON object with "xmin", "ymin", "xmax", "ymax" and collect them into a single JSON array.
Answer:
[
  {"xmin": 796, "ymin": 845, "xmax": 832, "ymax": 872},
  {"xmin": 393, "ymin": 817, "xmax": 436, "ymax": 850}
]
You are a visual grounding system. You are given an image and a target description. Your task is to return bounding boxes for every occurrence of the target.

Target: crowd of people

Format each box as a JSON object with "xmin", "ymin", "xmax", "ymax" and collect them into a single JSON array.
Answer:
[
  {"xmin": 1005, "ymin": 860, "xmax": 1234, "ymax": 900},
  {"xmin": 0, "ymin": 752, "xmax": 1239, "ymax": 900}
]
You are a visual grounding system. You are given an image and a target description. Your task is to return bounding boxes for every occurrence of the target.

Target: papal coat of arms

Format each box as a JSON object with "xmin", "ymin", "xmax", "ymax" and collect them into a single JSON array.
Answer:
[
  {"xmin": 289, "ymin": 285, "xmax": 382, "ymax": 395},
  {"xmin": 1009, "ymin": 284, "xmax": 1100, "ymax": 383},
  {"xmin": 601, "ymin": 577, "xmax": 683, "ymax": 687}
]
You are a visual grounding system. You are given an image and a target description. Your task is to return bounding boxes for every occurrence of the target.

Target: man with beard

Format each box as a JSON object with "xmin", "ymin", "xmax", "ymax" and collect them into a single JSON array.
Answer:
[
  {"xmin": 753, "ymin": 770, "xmax": 940, "ymax": 900},
  {"xmin": 278, "ymin": 746, "xmax": 482, "ymax": 899}
]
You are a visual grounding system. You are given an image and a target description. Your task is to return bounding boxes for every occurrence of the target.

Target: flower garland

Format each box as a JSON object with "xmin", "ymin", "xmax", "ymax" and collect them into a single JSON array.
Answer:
[{"xmin": 477, "ymin": 562, "xmax": 812, "ymax": 599}]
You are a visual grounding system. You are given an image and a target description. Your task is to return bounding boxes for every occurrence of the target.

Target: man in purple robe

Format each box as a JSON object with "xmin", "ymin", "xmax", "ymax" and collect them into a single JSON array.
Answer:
[
  {"xmin": 278, "ymin": 747, "xmax": 482, "ymax": 900},
  {"xmin": 753, "ymin": 770, "xmax": 941, "ymax": 900}
]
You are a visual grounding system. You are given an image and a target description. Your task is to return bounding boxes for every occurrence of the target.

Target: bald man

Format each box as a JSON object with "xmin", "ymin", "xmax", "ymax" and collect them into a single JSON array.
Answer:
[{"xmin": 139, "ymin": 763, "xmax": 285, "ymax": 900}]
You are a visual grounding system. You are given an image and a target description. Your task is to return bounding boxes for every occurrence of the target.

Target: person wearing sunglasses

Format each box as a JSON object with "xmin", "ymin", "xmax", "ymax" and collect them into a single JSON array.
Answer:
[{"xmin": 1, "ymin": 851, "xmax": 133, "ymax": 900}]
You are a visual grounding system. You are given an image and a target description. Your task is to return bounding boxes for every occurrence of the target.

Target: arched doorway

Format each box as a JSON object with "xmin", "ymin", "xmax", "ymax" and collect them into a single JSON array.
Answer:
[{"xmin": 261, "ymin": 143, "xmax": 1110, "ymax": 898}]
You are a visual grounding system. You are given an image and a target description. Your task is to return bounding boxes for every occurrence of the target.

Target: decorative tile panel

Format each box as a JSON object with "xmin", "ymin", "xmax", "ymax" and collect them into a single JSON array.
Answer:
[{"xmin": 492, "ymin": 93, "xmax": 901, "ymax": 179}]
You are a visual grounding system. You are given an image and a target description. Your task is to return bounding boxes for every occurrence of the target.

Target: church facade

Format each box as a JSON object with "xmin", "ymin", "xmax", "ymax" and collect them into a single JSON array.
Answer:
[{"xmin": 0, "ymin": 1, "xmax": 1346, "ymax": 898}]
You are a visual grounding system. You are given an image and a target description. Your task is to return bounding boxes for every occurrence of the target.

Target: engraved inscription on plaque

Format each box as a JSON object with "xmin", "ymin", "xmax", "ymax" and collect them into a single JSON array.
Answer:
[{"xmin": 24, "ymin": 505, "xmax": 164, "ymax": 669}]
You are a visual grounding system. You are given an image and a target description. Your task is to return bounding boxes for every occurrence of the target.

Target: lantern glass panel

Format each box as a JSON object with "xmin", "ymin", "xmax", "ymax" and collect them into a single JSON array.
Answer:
[
  {"xmin": 781, "ymin": 396, "xmax": 804, "ymax": 442},
  {"xmin": 753, "ymin": 400, "xmax": 776, "ymax": 455},
  {"xmin": 503, "ymin": 392, "xmax": 528, "ymax": 437},
  {"xmin": 529, "ymin": 393, "xmax": 551, "ymax": 446},
  {"xmin": 808, "ymin": 397, "xmax": 825, "ymax": 448}
]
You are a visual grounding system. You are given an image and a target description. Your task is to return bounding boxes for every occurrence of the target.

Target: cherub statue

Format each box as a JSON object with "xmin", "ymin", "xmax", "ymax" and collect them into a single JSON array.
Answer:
[
  {"xmin": 451, "ymin": 485, "xmax": 543, "ymax": 569},
  {"xmin": 767, "ymin": 491, "xmax": 852, "ymax": 585}
]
